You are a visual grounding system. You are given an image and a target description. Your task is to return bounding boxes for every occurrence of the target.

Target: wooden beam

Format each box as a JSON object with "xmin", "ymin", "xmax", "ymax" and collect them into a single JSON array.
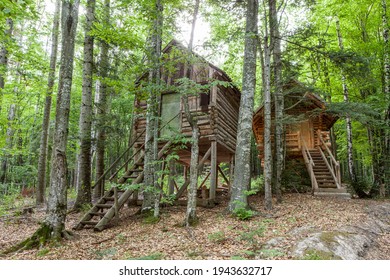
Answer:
[
  {"xmin": 218, "ymin": 165, "xmax": 229, "ymax": 185},
  {"xmin": 175, "ymin": 147, "xmax": 212, "ymax": 199},
  {"xmin": 209, "ymin": 141, "xmax": 217, "ymax": 201}
]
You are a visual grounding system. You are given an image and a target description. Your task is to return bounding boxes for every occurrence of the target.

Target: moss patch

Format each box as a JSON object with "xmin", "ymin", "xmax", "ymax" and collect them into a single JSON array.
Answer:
[{"xmin": 303, "ymin": 249, "xmax": 342, "ymax": 260}]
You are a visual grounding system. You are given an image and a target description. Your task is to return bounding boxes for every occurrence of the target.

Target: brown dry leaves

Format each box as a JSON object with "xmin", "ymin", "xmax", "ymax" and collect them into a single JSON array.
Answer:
[{"xmin": 0, "ymin": 193, "xmax": 388, "ymax": 260}]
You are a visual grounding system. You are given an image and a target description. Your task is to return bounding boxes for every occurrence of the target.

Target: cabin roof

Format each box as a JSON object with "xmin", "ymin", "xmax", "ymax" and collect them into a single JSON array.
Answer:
[
  {"xmin": 253, "ymin": 81, "xmax": 338, "ymax": 129},
  {"xmin": 136, "ymin": 39, "xmax": 241, "ymax": 96}
]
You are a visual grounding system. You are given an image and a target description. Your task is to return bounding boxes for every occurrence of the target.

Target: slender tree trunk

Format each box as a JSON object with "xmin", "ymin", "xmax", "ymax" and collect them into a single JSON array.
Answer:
[
  {"xmin": 269, "ymin": 0, "xmax": 283, "ymax": 203},
  {"xmin": 1, "ymin": 104, "xmax": 16, "ymax": 183},
  {"xmin": 142, "ymin": 0, "xmax": 163, "ymax": 215},
  {"xmin": 74, "ymin": 0, "xmax": 96, "ymax": 209},
  {"xmin": 184, "ymin": 0, "xmax": 200, "ymax": 227},
  {"xmin": 36, "ymin": 0, "xmax": 61, "ymax": 206},
  {"xmin": 0, "ymin": 18, "xmax": 13, "ymax": 113},
  {"xmin": 228, "ymin": 0, "xmax": 258, "ymax": 212},
  {"xmin": 336, "ymin": 19, "xmax": 358, "ymax": 190},
  {"xmin": 382, "ymin": 0, "xmax": 390, "ymax": 195},
  {"xmin": 94, "ymin": 0, "xmax": 110, "ymax": 200},
  {"xmin": 263, "ymin": 32, "xmax": 273, "ymax": 211},
  {"xmin": 46, "ymin": 0, "xmax": 80, "ymax": 240}
]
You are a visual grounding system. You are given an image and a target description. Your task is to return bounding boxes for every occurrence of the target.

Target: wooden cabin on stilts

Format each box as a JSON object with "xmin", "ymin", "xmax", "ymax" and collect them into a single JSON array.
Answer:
[
  {"xmin": 252, "ymin": 81, "xmax": 351, "ymax": 199},
  {"xmin": 74, "ymin": 39, "xmax": 241, "ymax": 231}
]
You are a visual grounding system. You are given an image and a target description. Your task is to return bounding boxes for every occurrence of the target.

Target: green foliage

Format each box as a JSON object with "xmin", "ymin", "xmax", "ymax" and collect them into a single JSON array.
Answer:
[
  {"xmin": 36, "ymin": 248, "xmax": 50, "ymax": 257},
  {"xmin": 238, "ymin": 223, "xmax": 265, "ymax": 246},
  {"xmin": 248, "ymin": 176, "xmax": 264, "ymax": 195},
  {"xmin": 127, "ymin": 252, "xmax": 164, "ymax": 260},
  {"xmin": 93, "ymin": 248, "xmax": 118, "ymax": 260},
  {"xmin": 233, "ymin": 207, "xmax": 255, "ymax": 221},
  {"xmin": 207, "ymin": 231, "xmax": 226, "ymax": 243},
  {"xmin": 282, "ymin": 159, "xmax": 311, "ymax": 193}
]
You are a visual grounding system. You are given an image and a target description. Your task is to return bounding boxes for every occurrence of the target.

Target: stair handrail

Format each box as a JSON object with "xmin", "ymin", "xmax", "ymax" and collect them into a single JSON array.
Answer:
[
  {"xmin": 300, "ymin": 136, "xmax": 318, "ymax": 191},
  {"xmin": 92, "ymin": 112, "xmax": 180, "ymax": 190},
  {"xmin": 317, "ymin": 130, "xmax": 341, "ymax": 188}
]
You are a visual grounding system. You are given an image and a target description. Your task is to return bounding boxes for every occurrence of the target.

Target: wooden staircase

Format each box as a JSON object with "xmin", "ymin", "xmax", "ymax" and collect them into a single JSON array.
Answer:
[
  {"xmin": 74, "ymin": 140, "xmax": 173, "ymax": 231},
  {"xmin": 301, "ymin": 133, "xmax": 350, "ymax": 199},
  {"xmin": 307, "ymin": 149, "xmax": 349, "ymax": 198},
  {"xmin": 73, "ymin": 157, "xmax": 144, "ymax": 231}
]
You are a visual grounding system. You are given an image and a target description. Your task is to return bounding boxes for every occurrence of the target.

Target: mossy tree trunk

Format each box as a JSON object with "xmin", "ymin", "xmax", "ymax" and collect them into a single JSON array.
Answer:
[
  {"xmin": 74, "ymin": 0, "xmax": 96, "ymax": 209},
  {"xmin": 228, "ymin": 0, "xmax": 258, "ymax": 212},
  {"xmin": 36, "ymin": 0, "xmax": 61, "ymax": 206}
]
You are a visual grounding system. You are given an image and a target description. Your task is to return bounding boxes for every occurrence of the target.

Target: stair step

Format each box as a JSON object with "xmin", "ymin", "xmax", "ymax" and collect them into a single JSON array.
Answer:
[
  {"xmin": 316, "ymin": 188, "xmax": 348, "ymax": 193},
  {"xmin": 90, "ymin": 212, "xmax": 106, "ymax": 217},
  {"xmin": 81, "ymin": 221, "xmax": 98, "ymax": 225},
  {"xmin": 129, "ymin": 169, "xmax": 142, "ymax": 172},
  {"xmin": 314, "ymin": 192, "xmax": 351, "ymax": 199},
  {"xmin": 123, "ymin": 175, "xmax": 138, "ymax": 179},
  {"xmin": 96, "ymin": 204, "xmax": 113, "ymax": 208},
  {"xmin": 103, "ymin": 197, "xmax": 115, "ymax": 201},
  {"xmin": 134, "ymin": 162, "xmax": 144, "ymax": 166}
]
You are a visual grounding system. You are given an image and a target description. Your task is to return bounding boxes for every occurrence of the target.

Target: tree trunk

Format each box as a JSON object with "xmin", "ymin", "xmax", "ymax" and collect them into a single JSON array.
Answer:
[
  {"xmin": 142, "ymin": 0, "xmax": 163, "ymax": 215},
  {"xmin": 184, "ymin": 0, "xmax": 201, "ymax": 227},
  {"xmin": 263, "ymin": 32, "xmax": 273, "ymax": 211},
  {"xmin": 228, "ymin": 0, "xmax": 258, "ymax": 212},
  {"xmin": 269, "ymin": 0, "xmax": 283, "ymax": 203},
  {"xmin": 36, "ymin": 0, "xmax": 61, "ymax": 206},
  {"xmin": 74, "ymin": 0, "xmax": 96, "ymax": 209},
  {"xmin": 46, "ymin": 0, "xmax": 80, "ymax": 240},
  {"xmin": 382, "ymin": 0, "xmax": 390, "ymax": 196},
  {"xmin": 0, "ymin": 104, "xmax": 16, "ymax": 183},
  {"xmin": 0, "ymin": 18, "xmax": 13, "ymax": 113},
  {"xmin": 336, "ymin": 19, "xmax": 357, "ymax": 187},
  {"xmin": 94, "ymin": 0, "xmax": 110, "ymax": 200}
]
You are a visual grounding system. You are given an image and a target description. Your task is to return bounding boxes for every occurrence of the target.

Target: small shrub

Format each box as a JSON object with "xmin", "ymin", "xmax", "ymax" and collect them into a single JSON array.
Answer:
[
  {"xmin": 128, "ymin": 252, "xmax": 163, "ymax": 260},
  {"xmin": 233, "ymin": 207, "xmax": 255, "ymax": 221},
  {"xmin": 94, "ymin": 247, "xmax": 118, "ymax": 260},
  {"xmin": 207, "ymin": 231, "xmax": 226, "ymax": 243},
  {"xmin": 36, "ymin": 248, "xmax": 50, "ymax": 257}
]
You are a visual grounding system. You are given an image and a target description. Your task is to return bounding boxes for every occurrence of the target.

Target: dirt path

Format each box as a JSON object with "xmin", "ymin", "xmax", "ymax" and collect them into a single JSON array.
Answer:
[{"xmin": 0, "ymin": 193, "xmax": 388, "ymax": 260}]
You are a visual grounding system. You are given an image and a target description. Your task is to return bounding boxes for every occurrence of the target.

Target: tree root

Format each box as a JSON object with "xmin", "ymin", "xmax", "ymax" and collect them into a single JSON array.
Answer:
[{"xmin": 1, "ymin": 223, "xmax": 74, "ymax": 255}]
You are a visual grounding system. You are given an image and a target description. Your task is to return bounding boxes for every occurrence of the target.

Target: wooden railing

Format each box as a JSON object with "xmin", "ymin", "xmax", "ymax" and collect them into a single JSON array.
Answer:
[
  {"xmin": 317, "ymin": 130, "xmax": 341, "ymax": 189},
  {"xmin": 92, "ymin": 113, "xmax": 180, "ymax": 193},
  {"xmin": 301, "ymin": 136, "xmax": 318, "ymax": 192}
]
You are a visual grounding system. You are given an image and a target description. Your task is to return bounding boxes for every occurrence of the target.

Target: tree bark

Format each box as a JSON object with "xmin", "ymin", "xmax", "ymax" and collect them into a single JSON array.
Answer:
[
  {"xmin": 184, "ymin": 0, "xmax": 201, "ymax": 227},
  {"xmin": 142, "ymin": 0, "xmax": 163, "ymax": 215},
  {"xmin": 46, "ymin": 0, "xmax": 80, "ymax": 239},
  {"xmin": 0, "ymin": 104, "xmax": 16, "ymax": 183},
  {"xmin": 94, "ymin": 0, "xmax": 110, "ymax": 200},
  {"xmin": 269, "ymin": 0, "xmax": 283, "ymax": 203},
  {"xmin": 382, "ymin": 0, "xmax": 390, "ymax": 195},
  {"xmin": 228, "ymin": 0, "xmax": 258, "ymax": 212},
  {"xmin": 336, "ymin": 19, "xmax": 357, "ymax": 188},
  {"xmin": 0, "ymin": 18, "xmax": 13, "ymax": 113},
  {"xmin": 74, "ymin": 0, "xmax": 96, "ymax": 209},
  {"xmin": 263, "ymin": 32, "xmax": 273, "ymax": 211},
  {"xmin": 36, "ymin": 0, "xmax": 61, "ymax": 206}
]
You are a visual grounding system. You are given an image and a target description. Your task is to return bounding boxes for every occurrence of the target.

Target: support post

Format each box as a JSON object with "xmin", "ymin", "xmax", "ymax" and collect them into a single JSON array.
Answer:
[
  {"xmin": 228, "ymin": 154, "xmax": 234, "ymax": 194},
  {"xmin": 209, "ymin": 141, "xmax": 217, "ymax": 201}
]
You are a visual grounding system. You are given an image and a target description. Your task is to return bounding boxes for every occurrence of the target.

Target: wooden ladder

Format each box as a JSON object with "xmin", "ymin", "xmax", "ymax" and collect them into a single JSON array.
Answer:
[{"xmin": 74, "ymin": 141, "xmax": 172, "ymax": 231}]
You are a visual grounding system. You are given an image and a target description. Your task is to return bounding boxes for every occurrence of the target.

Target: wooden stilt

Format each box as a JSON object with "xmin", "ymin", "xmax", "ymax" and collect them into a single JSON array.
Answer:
[
  {"xmin": 209, "ymin": 141, "xmax": 217, "ymax": 201},
  {"xmin": 229, "ymin": 154, "xmax": 234, "ymax": 193},
  {"xmin": 168, "ymin": 159, "xmax": 176, "ymax": 195}
]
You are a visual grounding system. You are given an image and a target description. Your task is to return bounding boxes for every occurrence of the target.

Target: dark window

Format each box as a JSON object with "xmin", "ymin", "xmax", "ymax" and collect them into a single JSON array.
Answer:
[{"xmin": 199, "ymin": 91, "xmax": 210, "ymax": 111}]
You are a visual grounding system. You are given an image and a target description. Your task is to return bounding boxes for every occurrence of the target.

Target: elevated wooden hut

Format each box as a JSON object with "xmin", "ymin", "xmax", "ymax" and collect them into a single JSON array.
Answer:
[
  {"xmin": 252, "ymin": 82, "xmax": 350, "ymax": 198},
  {"xmin": 75, "ymin": 39, "xmax": 241, "ymax": 231}
]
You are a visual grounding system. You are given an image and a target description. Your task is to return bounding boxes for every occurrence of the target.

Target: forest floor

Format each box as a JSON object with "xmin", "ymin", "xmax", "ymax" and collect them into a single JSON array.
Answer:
[{"xmin": 0, "ymin": 192, "xmax": 389, "ymax": 260}]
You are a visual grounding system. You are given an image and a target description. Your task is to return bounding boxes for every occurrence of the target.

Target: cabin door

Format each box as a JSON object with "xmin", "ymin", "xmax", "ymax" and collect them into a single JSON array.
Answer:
[
  {"xmin": 160, "ymin": 93, "xmax": 181, "ymax": 138},
  {"xmin": 300, "ymin": 121, "xmax": 314, "ymax": 149}
]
